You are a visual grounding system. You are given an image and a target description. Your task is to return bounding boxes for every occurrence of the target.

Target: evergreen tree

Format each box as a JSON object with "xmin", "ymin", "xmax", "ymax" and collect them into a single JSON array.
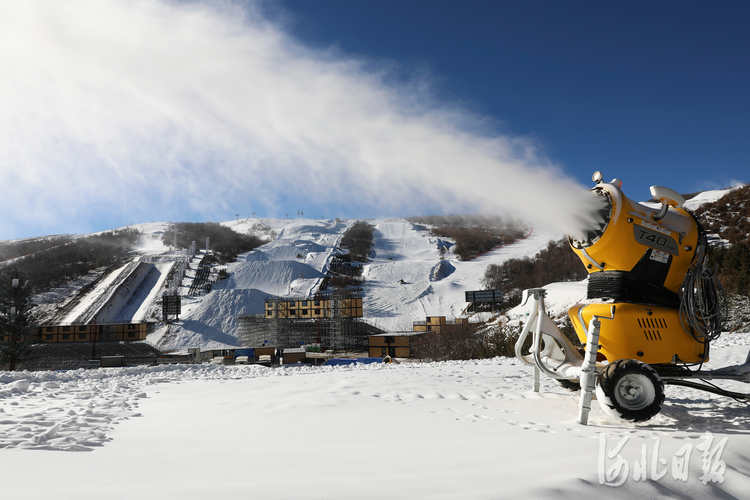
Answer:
[{"xmin": 0, "ymin": 269, "xmax": 36, "ymax": 370}]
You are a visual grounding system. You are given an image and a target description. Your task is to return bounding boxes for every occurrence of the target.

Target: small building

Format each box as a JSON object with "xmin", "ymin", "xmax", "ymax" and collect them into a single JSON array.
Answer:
[
  {"xmin": 368, "ymin": 332, "xmax": 427, "ymax": 358},
  {"xmin": 282, "ymin": 347, "xmax": 306, "ymax": 364},
  {"xmin": 201, "ymin": 348, "xmax": 235, "ymax": 359},
  {"xmin": 413, "ymin": 316, "xmax": 469, "ymax": 333}
]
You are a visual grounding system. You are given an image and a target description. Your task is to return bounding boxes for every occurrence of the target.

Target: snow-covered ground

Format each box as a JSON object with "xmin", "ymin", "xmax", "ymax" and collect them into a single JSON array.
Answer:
[{"xmin": 1, "ymin": 332, "xmax": 749, "ymax": 499}]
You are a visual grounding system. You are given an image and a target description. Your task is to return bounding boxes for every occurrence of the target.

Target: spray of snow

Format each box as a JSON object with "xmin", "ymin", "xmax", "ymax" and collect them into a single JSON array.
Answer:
[{"xmin": 0, "ymin": 0, "xmax": 599, "ymax": 240}]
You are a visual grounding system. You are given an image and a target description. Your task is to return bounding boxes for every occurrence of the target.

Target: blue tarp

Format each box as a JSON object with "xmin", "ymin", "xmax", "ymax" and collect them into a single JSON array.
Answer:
[
  {"xmin": 356, "ymin": 357, "xmax": 384, "ymax": 364},
  {"xmin": 326, "ymin": 357, "xmax": 384, "ymax": 366}
]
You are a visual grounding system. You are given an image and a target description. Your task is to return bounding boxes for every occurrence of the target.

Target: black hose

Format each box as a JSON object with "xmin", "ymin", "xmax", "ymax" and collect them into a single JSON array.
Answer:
[
  {"xmin": 663, "ymin": 379, "xmax": 750, "ymax": 402},
  {"xmin": 678, "ymin": 214, "xmax": 727, "ymax": 344}
]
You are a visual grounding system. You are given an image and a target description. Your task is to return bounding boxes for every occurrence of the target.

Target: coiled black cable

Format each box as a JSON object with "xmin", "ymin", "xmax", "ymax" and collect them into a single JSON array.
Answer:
[{"xmin": 679, "ymin": 214, "xmax": 727, "ymax": 343}]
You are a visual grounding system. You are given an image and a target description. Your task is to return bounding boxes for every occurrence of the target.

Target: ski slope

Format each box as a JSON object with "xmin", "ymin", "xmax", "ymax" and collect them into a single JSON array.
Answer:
[
  {"xmin": 151, "ymin": 218, "xmax": 354, "ymax": 349},
  {"xmin": 363, "ymin": 219, "xmax": 555, "ymax": 332},
  {"xmin": 96, "ymin": 261, "xmax": 175, "ymax": 324},
  {"xmin": 151, "ymin": 217, "xmax": 558, "ymax": 349}
]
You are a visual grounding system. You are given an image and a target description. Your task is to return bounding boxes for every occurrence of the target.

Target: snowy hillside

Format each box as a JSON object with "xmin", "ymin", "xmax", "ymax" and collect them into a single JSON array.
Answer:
[
  {"xmin": 363, "ymin": 219, "xmax": 548, "ymax": 331},
  {"xmin": 169, "ymin": 218, "xmax": 556, "ymax": 348},
  {"xmin": 45, "ymin": 217, "xmax": 557, "ymax": 351},
  {"xmin": 683, "ymin": 186, "xmax": 741, "ymax": 211}
]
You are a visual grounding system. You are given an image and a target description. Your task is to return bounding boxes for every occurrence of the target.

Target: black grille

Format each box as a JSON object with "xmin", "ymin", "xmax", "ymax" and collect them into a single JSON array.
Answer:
[
  {"xmin": 588, "ymin": 271, "xmax": 680, "ymax": 308},
  {"xmin": 638, "ymin": 317, "xmax": 665, "ymax": 340}
]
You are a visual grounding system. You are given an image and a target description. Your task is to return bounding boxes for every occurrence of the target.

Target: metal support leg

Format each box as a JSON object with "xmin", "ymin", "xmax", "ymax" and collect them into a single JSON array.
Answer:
[
  {"xmin": 532, "ymin": 293, "xmax": 546, "ymax": 393},
  {"xmin": 578, "ymin": 317, "xmax": 601, "ymax": 425}
]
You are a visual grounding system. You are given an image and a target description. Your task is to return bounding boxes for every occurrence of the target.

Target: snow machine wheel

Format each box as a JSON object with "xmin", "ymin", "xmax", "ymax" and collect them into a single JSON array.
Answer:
[
  {"xmin": 596, "ymin": 359, "xmax": 665, "ymax": 422},
  {"xmin": 555, "ymin": 379, "xmax": 581, "ymax": 391}
]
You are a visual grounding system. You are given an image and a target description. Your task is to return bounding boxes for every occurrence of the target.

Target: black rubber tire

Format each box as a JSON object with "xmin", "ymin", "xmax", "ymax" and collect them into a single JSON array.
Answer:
[
  {"xmin": 555, "ymin": 378, "xmax": 581, "ymax": 392},
  {"xmin": 596, "ymin": 359, "xmax": 665, "ymax": 422}
]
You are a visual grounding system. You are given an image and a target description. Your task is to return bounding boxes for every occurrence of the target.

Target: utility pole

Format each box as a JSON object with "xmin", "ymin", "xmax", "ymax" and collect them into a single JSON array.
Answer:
[
  {"xmin": 6, "ymin": 273, "xmax": 29, "ymax": 372},
  {"xmin": 236, "ymin": 213, "xmax": 240, "ymax": 222}
]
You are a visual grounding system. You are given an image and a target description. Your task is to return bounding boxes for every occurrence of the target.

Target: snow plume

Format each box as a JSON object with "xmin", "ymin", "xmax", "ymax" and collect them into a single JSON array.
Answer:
[{"xmin": 0, "ymin": 0, "xmax": 598, "ymax": 240}]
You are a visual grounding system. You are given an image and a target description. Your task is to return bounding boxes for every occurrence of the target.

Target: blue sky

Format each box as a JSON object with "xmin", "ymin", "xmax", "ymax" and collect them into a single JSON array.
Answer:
[
  {"xmin": 277, "ymin": 0, "xmax": 749, "ymax": 196},
  {"xmin": 1, "ymin": 1, "xmax": 748, "ymax": 240}
]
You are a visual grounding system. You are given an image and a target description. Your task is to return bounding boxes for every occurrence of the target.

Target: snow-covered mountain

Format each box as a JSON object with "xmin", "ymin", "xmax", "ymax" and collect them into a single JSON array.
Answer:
[{"xmin": 40, "ymin": 217, "xmax": 558, "ymax": 350}]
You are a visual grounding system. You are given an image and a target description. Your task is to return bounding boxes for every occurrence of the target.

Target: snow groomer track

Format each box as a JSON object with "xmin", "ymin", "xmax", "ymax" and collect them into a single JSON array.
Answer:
[{"xmin": 55, "ymin": 260, "xmax": 174, "ymax": 325}]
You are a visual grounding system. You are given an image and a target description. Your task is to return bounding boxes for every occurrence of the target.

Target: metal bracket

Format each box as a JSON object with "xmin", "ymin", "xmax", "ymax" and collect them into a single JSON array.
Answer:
[{"xmin": 515, "ymin": 288, "xmax": 585, "ymax": 389}]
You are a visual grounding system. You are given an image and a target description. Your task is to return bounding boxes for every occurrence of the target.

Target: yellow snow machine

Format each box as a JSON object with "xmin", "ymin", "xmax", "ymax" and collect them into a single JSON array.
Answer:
[{"xmin": 515, "ymin": 171, "xmax": 750, "ymax": 423}]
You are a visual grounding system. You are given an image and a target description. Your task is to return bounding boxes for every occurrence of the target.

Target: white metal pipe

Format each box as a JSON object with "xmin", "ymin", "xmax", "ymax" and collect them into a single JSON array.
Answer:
[
  {"xmin": 514, "ymin": 299, "xmax": 538, "ymax": 367},
  {"xmin": 531, "ymin": 294, "xmax": 546, "ymax": 392},
  {"xmin": 577, "ymin": 317, "xmax": 601, "ymax": 425}
]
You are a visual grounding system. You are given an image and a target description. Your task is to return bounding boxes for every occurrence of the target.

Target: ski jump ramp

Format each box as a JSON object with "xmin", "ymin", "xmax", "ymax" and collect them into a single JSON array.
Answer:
[{"xmin": 60, "ymin": 260, "xmax": 174, "ymax": 325}]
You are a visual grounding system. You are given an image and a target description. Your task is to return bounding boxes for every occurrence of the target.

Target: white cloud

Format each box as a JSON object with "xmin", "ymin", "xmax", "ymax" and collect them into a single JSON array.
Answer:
[{"xmin": 0, "ymin": 0, "xmax": 596, "ymax": 239}]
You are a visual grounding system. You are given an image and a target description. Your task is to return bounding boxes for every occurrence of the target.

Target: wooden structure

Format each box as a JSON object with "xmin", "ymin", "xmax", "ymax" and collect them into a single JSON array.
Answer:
[
  {"xmin": 366, "ymin": 317, "xmax": 474, "ymax": 359},
  {"xmin": 282, "ymin": 347, "xmax": 306, "ymax": 364},
  {"xmin": 413, "ymin": 316, "xmax": 470, "ymax": 333},
  {"xmin": 368, "ymin": 332, "xmax": 426, "ymax": 358},
  {"xmin": 264, "ymin": 296, "xmax": 363, "ymax": 319},
  {"xmin": 33, "ymin": 323, "xmax": 148, "ymax": 343}
]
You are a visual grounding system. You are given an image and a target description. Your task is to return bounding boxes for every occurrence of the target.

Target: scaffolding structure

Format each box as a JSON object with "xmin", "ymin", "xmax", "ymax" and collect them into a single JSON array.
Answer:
[{"xmin": 237, "ymin": 292, "xmax": 372, "ymax": 353}]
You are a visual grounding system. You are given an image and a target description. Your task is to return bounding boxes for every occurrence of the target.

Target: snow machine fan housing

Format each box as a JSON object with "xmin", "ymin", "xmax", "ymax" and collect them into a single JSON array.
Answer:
[{"xmin": 569, "ymin": 173, "xmax": 699, "ymax": 298}]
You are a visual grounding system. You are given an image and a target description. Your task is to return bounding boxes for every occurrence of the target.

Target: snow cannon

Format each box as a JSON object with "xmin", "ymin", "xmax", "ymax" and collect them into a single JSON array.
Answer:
[
  {"xmin": 568, "ymin": 172, "xmax": 718, "ymax": 366},
  {"xmin": 515, "ymin": 172, "xmax": 750, "ymax": 423}
]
